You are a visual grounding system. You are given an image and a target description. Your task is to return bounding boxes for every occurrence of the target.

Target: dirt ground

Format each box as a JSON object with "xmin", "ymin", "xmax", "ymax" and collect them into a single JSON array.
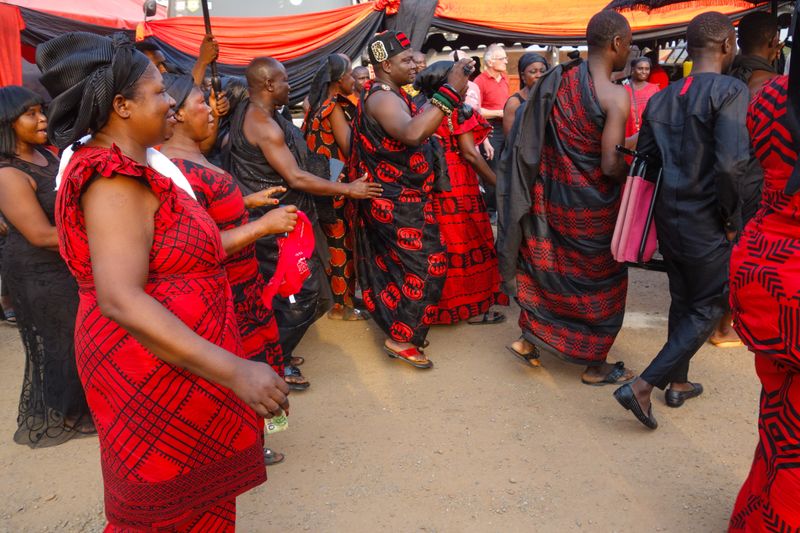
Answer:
[{"xmin": 0, "ymin": 267, "xmax": 760, "ymax": 532}]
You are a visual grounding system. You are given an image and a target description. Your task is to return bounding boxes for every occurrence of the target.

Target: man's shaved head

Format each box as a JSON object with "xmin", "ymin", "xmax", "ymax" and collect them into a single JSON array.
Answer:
[
  {"xmin": 587, "ymin": 10, "xmax": 631, "ymax": 48},
  {"xmin": 246, "ymin": 57, "xmax": 284, "ymax": 89},
  {"xmin": 686, "ymin": 11, "xmax": 734, "ymax": 53}
]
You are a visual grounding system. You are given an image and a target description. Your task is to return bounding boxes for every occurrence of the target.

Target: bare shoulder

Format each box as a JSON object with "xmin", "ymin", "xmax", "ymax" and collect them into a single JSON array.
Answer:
[
  {"xmin": 595, "ymin": 81, "xmax": 629, "ymax": 115},
  {"xmin": 0, "ymin": 165, "xmax": 35, "ymax": 190},
  {"xmin": 365, "ymin": 88, "xmax": 408, "ymax": 117},
  {"xmin": 244, "ymin": 107, "xmax": 284, "ymax": 146}
]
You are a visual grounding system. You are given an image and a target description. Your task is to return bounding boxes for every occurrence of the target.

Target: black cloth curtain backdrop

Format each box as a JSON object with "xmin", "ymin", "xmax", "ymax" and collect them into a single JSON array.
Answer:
[
  {"xmin": 19, "ymin": 7, "xmax": 135, "ymax": 50},
  {"xmin": 385, "ymin": 0, "xmax": 437, "ymax": 52}
]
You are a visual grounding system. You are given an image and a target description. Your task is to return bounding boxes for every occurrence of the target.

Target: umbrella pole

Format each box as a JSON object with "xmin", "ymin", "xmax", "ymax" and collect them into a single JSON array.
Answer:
[
  {"xmin": 771, "ymin": 0, "xmax": 778, "ymax": 13},
  {"xmin": 200, "ymin": 0, "xmax": 222, "ymax": 94}
]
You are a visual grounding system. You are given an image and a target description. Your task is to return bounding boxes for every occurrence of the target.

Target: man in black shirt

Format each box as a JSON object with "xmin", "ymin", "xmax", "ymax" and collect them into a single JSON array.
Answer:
[
  {"xmin": 614, "ymin": 12, "xmax": 750, "ymax": 429},
  {"xmin": 226, "ymin": 57, "xmax": 381, "ymax": 390}
]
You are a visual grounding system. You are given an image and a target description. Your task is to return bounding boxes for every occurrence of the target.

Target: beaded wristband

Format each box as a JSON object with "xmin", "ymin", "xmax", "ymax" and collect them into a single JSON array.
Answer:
[
  {"xmin": 439, "ymin": 83, "xmax": 463, "ymax": 106},
  {"xmin": 432, "ymin": 92, "xmax": 455, "ymax": 111},
  {"xmin": 429, "ymin": 96, "xmax": 453, "ymax": 116},
  {"xmin": 434, "ymin": 89, "xmax": 458, "ymax": 109}
]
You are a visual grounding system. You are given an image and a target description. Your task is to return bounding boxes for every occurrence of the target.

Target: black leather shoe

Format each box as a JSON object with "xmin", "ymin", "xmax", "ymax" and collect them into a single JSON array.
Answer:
[
  {"xmin": 665, "ymin": 382, "xmax": 703, "ymax": 408},
  {"xmin": 613, "ymin": 383, "xmax": 658, "ymax": 430}
]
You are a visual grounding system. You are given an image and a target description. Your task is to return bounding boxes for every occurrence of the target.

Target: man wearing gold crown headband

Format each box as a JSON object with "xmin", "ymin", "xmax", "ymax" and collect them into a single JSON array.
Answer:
[{"xmin": 350, "ymin": 31, "xmax": 474, "ymax": 369}]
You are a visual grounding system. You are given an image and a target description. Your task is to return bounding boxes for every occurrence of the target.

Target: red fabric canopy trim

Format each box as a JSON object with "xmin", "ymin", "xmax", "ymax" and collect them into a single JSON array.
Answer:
[
  {"xmin": 138, "ymin": 2, "xmax": 382, "ymax": 65},
  {"xmin": 2, "ymin": 0, "xmax": 164, "ymax": 30},
  {"xmin": 0, "ymin": 4, "xmax": 25, "ymax": 86},
  {"xmin": 434, "ymin": 0, "xmax": 759, "ymax": 37}
]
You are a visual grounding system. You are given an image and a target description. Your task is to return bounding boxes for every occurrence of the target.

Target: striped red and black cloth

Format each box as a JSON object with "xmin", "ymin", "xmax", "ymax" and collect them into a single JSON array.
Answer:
[
  {"xmin": 516, "ymin": 61, "xmax": 627, "ymax": 365},
  {"xmin": 57, "ymin": 146, "xmax": 265, "ymax": 530},
  {"xmin": 729, "ymin": 75, "xmax": 800, "ymax": 533},
  {"xmin": 173, "ymin": 159, "xmax": 283, "ymax": 375}
]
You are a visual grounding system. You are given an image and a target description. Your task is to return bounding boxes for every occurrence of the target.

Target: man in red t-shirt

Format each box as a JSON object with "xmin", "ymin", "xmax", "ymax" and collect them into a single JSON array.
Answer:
[{"xmin": 474, "ymin": 43, "xmax": 510, "ymax": 219}]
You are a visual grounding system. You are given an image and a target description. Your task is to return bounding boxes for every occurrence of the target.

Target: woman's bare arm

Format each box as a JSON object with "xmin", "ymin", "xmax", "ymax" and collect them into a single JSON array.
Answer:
[{"xmin": 82, "ymin": 174, "xmax": 289, "ymax": 417}]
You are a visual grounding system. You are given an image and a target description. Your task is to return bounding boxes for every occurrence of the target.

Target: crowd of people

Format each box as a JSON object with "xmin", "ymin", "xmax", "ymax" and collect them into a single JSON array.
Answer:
[{"xmin": 0, "ymin": 5, "xmax": 796, "ymax": 531}]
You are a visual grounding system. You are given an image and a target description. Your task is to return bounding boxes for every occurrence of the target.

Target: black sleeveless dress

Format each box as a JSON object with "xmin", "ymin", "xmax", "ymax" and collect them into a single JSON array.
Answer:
[{"xmin": 0, "ymin": 148, "xmax": 93, "ymax": 448}]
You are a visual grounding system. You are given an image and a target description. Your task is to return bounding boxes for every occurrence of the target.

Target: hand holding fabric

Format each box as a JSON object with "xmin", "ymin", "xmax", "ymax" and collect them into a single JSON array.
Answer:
[
  {"xmin": 447, "ymin": 58, "xmax": 475, "ymax": 94},
  {"xmin": 257, "ymin": 205, "xmax": 298, "ymax": 235}
]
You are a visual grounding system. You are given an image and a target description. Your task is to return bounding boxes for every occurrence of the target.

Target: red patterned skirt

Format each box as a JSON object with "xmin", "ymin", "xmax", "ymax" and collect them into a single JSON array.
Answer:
[
  {"xmin": 729, "ymin": 355, "xmax": 800, "ymax": 531},
  {"xmin": 431, "ymin": 151, "xmax": 507, "ymax": 324}
]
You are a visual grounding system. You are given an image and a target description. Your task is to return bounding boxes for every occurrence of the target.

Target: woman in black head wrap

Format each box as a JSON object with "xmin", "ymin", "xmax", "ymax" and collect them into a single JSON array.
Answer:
[
  {"xmin": 502, "ymin": 52, "xmax": 549, "ymax": 136},
  {"xmin": 412, "ymin": 61, "xmax": 508, "ymax": 326},
  {"xmin": 37, "ymin": 32, "xmax": 288, "ymax": 530},
  {"xmin": 302, "ymin": 53, "xmax": 367, "ymax": 321},
  {"xmin": 0, "ymin": 85, "xmax": 93, "ymax": 448}
]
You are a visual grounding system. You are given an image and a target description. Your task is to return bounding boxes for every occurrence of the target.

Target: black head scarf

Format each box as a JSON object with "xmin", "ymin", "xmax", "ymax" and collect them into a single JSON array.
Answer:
[
  {"xmin": 36, "ymin": 32, "xmax": 151, "ymax": 149},
  {"xmin": 518, "ymin": 53, "xmax": 549, "ymax": 83},
  {"xmin": 413, "ymin": 60, "xmax": 453, "ymax": 98},
  {"xmin": 163, "ymin": 73, "xmax": 195, "ymax": 112},
  {"xmin": 307, "ymin": 54, "xmax": 350, "ymax": 121}
]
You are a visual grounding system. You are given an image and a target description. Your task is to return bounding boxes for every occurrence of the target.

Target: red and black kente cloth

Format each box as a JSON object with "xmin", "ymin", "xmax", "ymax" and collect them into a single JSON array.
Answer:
[
  {"xmin": 56, "ymin": 145, "xmax": 265, "ymax": 531},
  {"xmin": 517, "ymin": 61, "xmax": 627, "ymax": 366},
  {"xmin": 350, "ymin": 80, "xmax": 446, "ymax": 345},
  {"xmin": 172, "ymin": 159, "xmax": 283, "ymax": 376},
  {"xmin": 729, "ymin": 76, "xmax": 800, "ymax": 532},
  {"xmin": 302, "ymin": 95, "xmax": 358, "ymax": 309},
  {"xmin": 430, "ymin": 111, "xmax": 508, "ymax": 324}
]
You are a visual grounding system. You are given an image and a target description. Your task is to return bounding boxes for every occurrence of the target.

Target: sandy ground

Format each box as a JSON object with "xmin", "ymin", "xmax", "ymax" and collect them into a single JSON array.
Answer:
[{"xmin": 0, "ymin": 267, "xmax": 760, "ymax": 532}]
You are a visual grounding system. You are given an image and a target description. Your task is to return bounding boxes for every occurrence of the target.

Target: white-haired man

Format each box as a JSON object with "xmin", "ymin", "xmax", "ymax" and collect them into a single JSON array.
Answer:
[{"xmin": 474, "ymin": 43, "xmax": 509, "ymax": 221}]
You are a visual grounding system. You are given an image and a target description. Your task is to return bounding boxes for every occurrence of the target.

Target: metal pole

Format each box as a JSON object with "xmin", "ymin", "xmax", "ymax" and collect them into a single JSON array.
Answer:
[{"xmin": 200, "ymin": 0, "xmax": 222, "ymax": 94}]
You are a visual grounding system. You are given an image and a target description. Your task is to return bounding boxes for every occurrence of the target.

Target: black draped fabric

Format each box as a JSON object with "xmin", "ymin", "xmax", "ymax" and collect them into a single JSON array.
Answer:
[
  {"xmin": 350, "ymin": 81, "xmax": 445, "ymax": 346},
  {"xmin": 506, "ymin": 60, "xmax": 627, "ymax": 366},
  {"xmin": 18, "ymin": 7, "xmax": 135, "ymax": 51},
  {"xmin": 0, "ymin": 149, "xmax": 93, "ymax": 448},
  {"xmin": 224, "ymin": 102, "xmax": 327, "ymax": 356},
  {"xmin": 496, "ymin": 60, "xmax": 568, "ymax": 294},
  {"xmin": 146, "ymin": 11, "xmax": 383, "ymax": 106},
  {"xmin": 385, "ymin": 0, "xmax": 438, "ymax": 52}
]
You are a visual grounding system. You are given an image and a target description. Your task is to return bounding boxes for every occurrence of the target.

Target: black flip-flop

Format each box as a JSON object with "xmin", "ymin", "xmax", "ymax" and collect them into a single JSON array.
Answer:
[
  {"xmin": 383, "ymin": 345, "xmax": 433, "ymax": 369},
  {"xmin": 264, "ymin": 447, "xmax": 285, "ymax": 466},
  {"xmin": 468, "ymin": 311, "xmax": 506, "ymax": 325},
  {"xmin": 284, "ymin": 365, "xmax": 310, "ymax": 391},
  {"xmin": 506, "ymin": 342, "xmax": 541, "ymax": 367},
  {"xmin": 613, "ymin": 383, "xmax": 658, "ymax": 430},
  {"xmin": 581, "ymin": 361, "xmax": 635, "ymax": 386}
]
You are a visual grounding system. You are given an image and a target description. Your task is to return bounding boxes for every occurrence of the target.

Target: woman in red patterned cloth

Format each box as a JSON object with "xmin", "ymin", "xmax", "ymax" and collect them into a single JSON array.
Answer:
[
  {"xmin": 728, "ymin": 74, "xmax": 800, "ymax": 531},
  {"xmin": 160, "ymin": 74, "xmax": 298, "ymax": 466},
  {"xmin": 414, "ymin": 62, "xmax": 508, "ymax": 325},
  {"xmin": 302, "ymin": 54, "xmax": 369, "ymax": 321},
  {"xmin": 623, "ymin": 57, "xmax": 660, "ymax": 142},
  {"xmin": 38, "ymin": 32, "xmax": 289, "ymax": 531}
]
